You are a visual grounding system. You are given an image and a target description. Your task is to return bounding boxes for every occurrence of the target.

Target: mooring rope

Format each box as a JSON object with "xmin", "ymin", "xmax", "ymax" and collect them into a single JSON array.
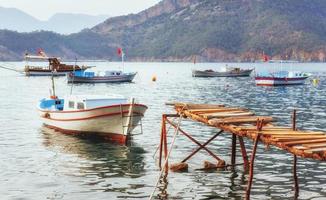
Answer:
[
  {"xmin": 0, "ymin": 65, "xmax": 24, "ymax": 73},
  {"xmin": 149, "ymin": 115, "xmax": 182, "ymax": 200},
  {"xmin": 152, "ymin": 117, "xmax": 178, "ymax": 159}
]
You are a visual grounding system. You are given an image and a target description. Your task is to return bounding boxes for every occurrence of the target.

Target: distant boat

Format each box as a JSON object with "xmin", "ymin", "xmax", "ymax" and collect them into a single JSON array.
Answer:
[
  {"xmin": 255, "ymin": 71, "xmax": 309, "ymax": 86},
  {"xmin": 67, "ymin": 70, "xmax": 137, "ymax": 83},
  {"xmin": 192, "ymin": 66, "xmax": 254, "ymax": 77},
  {"xmin": 38, "ymin": 94, "xmax": 147, "ymax": 144},
  {"xmin": 24, "ymin": 50, "xmax": 92, "ymax": 76}
]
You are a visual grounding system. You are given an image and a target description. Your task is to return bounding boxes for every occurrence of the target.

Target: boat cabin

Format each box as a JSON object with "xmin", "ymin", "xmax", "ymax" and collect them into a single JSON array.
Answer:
[{"xmin": 39, "ymin": 95, "xmax": 128, "ymax": 111}]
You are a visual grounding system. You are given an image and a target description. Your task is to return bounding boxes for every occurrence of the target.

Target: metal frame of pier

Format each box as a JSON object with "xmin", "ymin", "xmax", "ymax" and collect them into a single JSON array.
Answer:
[{"xmin": 157, "ymin": 103, "xmax": 326, "ymax": 199}]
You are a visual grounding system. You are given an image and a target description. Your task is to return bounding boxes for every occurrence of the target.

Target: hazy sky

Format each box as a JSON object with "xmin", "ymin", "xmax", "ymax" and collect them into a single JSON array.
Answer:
[{"xmin": 0, "ymin": 0, "xmax": 161, "ymax": 20}]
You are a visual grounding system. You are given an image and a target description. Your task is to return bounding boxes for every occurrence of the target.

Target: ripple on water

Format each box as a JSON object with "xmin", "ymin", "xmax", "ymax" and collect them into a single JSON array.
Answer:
[{"xmin": 1, "ymin": 62, "xmax": 326, "ymax": 199}]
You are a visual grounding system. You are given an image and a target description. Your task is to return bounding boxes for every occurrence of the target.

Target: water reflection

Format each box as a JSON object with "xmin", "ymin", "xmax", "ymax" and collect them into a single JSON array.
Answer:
[{"xmin": 41, "ymin": 126, "xmax": 146, "ymax": 179}]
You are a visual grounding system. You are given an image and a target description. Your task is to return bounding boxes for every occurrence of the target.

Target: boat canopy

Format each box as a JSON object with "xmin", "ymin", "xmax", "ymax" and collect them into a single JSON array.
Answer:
[
  {"xmin": 63, "ymin": 95, "xmax": 128, "ymax": 111},
  {"xmin": 25, "ymin": 55, "xmax": 61, "ymax": 61}
]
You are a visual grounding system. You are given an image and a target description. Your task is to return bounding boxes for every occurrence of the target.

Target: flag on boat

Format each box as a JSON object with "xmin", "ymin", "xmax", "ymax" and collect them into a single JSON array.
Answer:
[
  {"xmin": 193, "ymin": 55, "xmax": 197, "ymax": 64},
  {"xmin": 37, "ymin": 48, "xmax": 47, "ymax": 57},
  {"xmin": 117, "ymin": 47, "xmax": 125, "ymax": 58},
  {"xmin": 262, "ymin": 53, "xmax": 270, "ymax": 62}
]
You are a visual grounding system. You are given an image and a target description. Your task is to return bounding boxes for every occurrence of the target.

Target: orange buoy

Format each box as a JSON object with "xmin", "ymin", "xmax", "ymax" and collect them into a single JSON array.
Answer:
[{"xmin": 152, "ymin": 75, "xmax": 157, "ymax": 82}]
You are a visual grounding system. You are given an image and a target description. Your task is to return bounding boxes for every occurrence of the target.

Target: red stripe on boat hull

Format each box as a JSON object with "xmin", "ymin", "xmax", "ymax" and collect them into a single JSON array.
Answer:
[
  {"xmin": 44, "ymin": 124, "xmax": 128, "ymax": 144},
  {"xmin": 255, "ymin": 77, "xmax": 308, "ymax": 81},
  {"xmin": 41, "ymin": 111, "xmax": 144, "ymax": 121}
]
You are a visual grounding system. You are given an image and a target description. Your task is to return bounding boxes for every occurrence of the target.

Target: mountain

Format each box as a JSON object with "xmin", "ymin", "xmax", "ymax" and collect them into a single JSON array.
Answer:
[
  {"xmin": 0, "ymin": 0, "xmax": 326, "ymax": 61},
  {"xmin": 43, "ymin": 13, "xmax": 110, "ymax": 34},
  {"xmin": 91, "ymin": 0, "xmax": 326, "ymax": 62},
  {"xmin": 0, "ymin": 7, "xmax": 109, "ymax": 34},
  {"xmin": 0, "ymin": 7, "xmax": 41, "ymax": 32}
]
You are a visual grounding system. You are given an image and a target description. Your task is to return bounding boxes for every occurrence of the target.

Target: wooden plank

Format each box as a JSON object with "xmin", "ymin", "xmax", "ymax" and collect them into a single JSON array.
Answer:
[
  {"xmin": 176, "ymin": 103, "xmax": 225, "ymax": 109},
  {"xmin": 248, "ymin": 132, "xmax": 324, "ymax": 136},
  {"xmin": 304, "ymin": 148, "xmax": 326, "ymax": 153},
  {"xmin": 189, "ymin": 108, "xmax": 247, "ymax": 114},
  {"xmin": 202, "ymin": 111, "xmax": 254, "ymax": 119},
  {"xmin": 302, "ymin": 143, "xmax": 326, "ymax": 148},
  {"xmin": 235, "ymin": 126, "xmax": 291, "ymax": 131},
  {"xmin": 282, "ymin": 139, "xmax": 326, "ymax": 146},
  {"xmin": 208, "ymin": 116, "xmax": 273, "ymax": 126},
  {"xmin": 271, "ymin": 136, "xmax": 326, "ymax": 142},
  {"xmin": 249, "ymin": 130, "xmax": 325, "ymax": 135}
]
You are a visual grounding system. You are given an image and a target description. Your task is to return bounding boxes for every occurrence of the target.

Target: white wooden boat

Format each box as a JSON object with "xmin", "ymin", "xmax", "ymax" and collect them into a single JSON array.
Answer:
[
  {"xmin": 192, "ymin": 66, "xmax": 253, "ymax": 77},
  {"xmin": 38, "ymin": 95, "xmax": 147, "ymax": 144},
  {"xmin": 255, "ymin": 71, "xmax": 309, "ymax": 86},
  {"xmin": 67, "ymin": 70, "xmax": 137, "ymax": 83}
]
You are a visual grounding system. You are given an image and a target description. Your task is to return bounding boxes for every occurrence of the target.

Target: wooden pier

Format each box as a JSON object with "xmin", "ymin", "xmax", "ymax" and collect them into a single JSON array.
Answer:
[{"xmin": 157, "ymin": 103, "xmax": 326, "ymax": 199}]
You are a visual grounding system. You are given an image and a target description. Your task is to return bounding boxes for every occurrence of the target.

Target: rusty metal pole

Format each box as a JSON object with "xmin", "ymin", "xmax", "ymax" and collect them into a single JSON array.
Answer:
[
  {"xmin": 245, "ymin": 133, "xmax": 260, "ymax": 200},
  {"xmin": 293, "ymin": 155, "xmax": 299, "ymax": 198},
  {"xmin": 162, "ymin": 115, "xmax": 169, "ymax": 172},
  {"xmin": 292, "ymin": 109, "xmax": 297, "ymax": 131},
  {"xmin": 238, "ymin": 136, "xmax": 249, "ymax": 171},
  {"xmin": 292, "ymin": 109, "xmax": 299, "ymax": 198},
  {"xmin": 158, "ymin": 116, "xmax": 164, "ymax": 170},
  {"xmin": 181, "ymin": 130, "xmax": 223, "ymax": 163},
  {"xmin": 231, "ymin": 134, "xmax": 237, "ymax": 169},
  {"xmin": 246, "ymin": 119, "xmax": 263, "ymax": 200}
]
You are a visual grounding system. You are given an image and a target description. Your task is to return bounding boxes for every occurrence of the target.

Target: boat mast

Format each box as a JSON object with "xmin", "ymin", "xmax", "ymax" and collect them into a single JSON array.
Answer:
[
  {"xmin": 70, "ymin": 57, "xmax": 77, "ymax": 95},
  {"xmin": 51, "ymin": 71, "xmax": 56, "ymax": 98}
]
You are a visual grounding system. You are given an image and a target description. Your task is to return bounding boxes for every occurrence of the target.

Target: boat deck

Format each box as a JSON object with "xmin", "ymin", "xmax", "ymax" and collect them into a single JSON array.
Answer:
[{"xmin": 157, "ymin": 102, "xmax": 326, "ymax": 199}]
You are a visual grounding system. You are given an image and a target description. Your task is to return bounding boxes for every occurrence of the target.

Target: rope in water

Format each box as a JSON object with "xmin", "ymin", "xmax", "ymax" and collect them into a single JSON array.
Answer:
[
  {"xmin": 0, "ymin": 65, "xmax": 24, "ymax": 73},
  {"xmin": 148, "ymin": 114, "xmax": 183, "ymax": 200}
]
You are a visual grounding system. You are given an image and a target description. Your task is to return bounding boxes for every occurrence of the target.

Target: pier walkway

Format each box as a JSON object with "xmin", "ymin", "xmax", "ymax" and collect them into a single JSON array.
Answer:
[{"xmin": 157, "ymin": 103, "xmax": 326, "ymax": 199}]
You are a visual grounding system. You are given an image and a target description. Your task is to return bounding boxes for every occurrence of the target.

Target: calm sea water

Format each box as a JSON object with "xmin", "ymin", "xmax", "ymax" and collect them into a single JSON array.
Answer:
[{"xmin": 0, "ymin": 62, "xmax": 326, "ymax": 200}]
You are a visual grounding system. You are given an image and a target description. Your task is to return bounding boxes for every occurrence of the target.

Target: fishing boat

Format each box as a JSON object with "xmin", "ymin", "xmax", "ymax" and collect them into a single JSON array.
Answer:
[
  {"xmin": 38, "ymin": 95, "xmax": 147, "ymax": 144},
  {"xmin": 37, "ymin": 70, "xmax": 147, "ymax": 144},
  {"xmin": 255, "ymin": 71, "xmax": 309, "ymax": 86},
  {"xmin": 192, "ymin": 66, "xmax": 254, "ymax": 77},
  {"xmin": 67, "ymin": 70, "xmax": 137, "ymax": 83},
  {"xmin": 24, "ymin": 50, "xmax": 92, "ymax": 76}
]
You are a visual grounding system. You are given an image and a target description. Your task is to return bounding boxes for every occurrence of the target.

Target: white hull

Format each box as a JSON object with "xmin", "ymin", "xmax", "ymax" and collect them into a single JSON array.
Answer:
[
  {"xmin": 192, "ymin": 69, "xmax": 253, "ymax": 77},
  {"xmin": 255, "ymin": 77, "xmax": 308, "ymax": 86},
  {"xmin": 25, "ymin": 71, "xmax": 69, "ymax": 76},
  {"xmin": 39, "ymin": 104, "xmax": 147, "ymax": 143},
  {"xmin": 67, "ymin": 73, "xmax": 136, "ymax": 83}
]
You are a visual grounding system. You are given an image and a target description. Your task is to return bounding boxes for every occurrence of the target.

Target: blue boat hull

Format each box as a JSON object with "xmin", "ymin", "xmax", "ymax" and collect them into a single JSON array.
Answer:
[{"xmin": 67, "ymin": 73, "xmax": 137, "ymax": 83}]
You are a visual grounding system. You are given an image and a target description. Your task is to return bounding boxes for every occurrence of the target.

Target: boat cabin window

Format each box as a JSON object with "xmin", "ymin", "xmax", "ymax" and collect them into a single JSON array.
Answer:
[
  {"xmin": 77, "ymin": 102, "xmax": 85, "ymax": 110},
  {"xmin": 116, "ymin": 72, "xmax": 120, "ymax": 75},
  {"xmin": 68, "ymin": 101, "xmax": 75, "ymax": 109}
]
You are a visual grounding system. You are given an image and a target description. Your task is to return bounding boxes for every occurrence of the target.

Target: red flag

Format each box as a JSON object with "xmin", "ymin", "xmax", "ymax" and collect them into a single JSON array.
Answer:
[
  {"xmin": 193, "ymin": 55, "xmax": 197, "ymax": 64},
  {"xmin": 262, "ymin": 54, "xmax": 269, "ymax": 62},
  {"xmin": 37, "ymin": 48, "xmax": 47, "ymax": 57},
  {"xmin": 117, "ymin": 48, "xmax": 122, "ymax": 56}
]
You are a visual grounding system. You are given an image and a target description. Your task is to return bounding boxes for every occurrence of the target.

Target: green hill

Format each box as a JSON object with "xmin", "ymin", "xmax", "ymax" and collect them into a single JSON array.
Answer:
[{"xmin": 1, "ymin": 0, "xmax": 326, "ymax": 61}]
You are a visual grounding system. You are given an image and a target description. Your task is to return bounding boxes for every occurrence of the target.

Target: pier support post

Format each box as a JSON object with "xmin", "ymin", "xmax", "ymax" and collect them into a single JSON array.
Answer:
[
  {"xmin": 245, "ymin": 134, "xmax": 260, "ymax": 200},
  {"xmin": 158, "ymin": 116, "xmax": 165, "ymax": 170},
  {"xmin": 246, "ymin": 119, "xmax": 264, "ymax": 200},
  {"xmin": 293, "ymin": 155, "xmax": 299, "ymax": 199},
  {"xmin": 292, "ymin": 109, "xmax": 299, "ymax": 198},
  {"xmin": 231, "ymin": 134, "xmax": 237, "ymax": 169},
  {"xmin": 238, "ymin": 136, "xmax": 249, "ymax": 171},
  {"xmin": 162, "ymin": 115, "xmax": 169, "ymax": 172}
]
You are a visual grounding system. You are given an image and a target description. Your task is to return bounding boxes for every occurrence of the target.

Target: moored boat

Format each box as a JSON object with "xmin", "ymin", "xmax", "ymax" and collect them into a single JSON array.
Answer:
[
  {"xmin": 24, "ymin": 50, "xmax": 92, "ymax": 76},
  {"xmin": 192, "ymin": 66, "xmax": 254, "ymax": 77},
  {"xmin": 255, "ymin": 71, "xmax": 309, "ymax": 86},
  {"xmin": 67, "ymin": 70, "xmax": 137, "ymax": 83},
  {"xmin": 38, "ymin": 94, "xmax": 147, "ymax": 144}
]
